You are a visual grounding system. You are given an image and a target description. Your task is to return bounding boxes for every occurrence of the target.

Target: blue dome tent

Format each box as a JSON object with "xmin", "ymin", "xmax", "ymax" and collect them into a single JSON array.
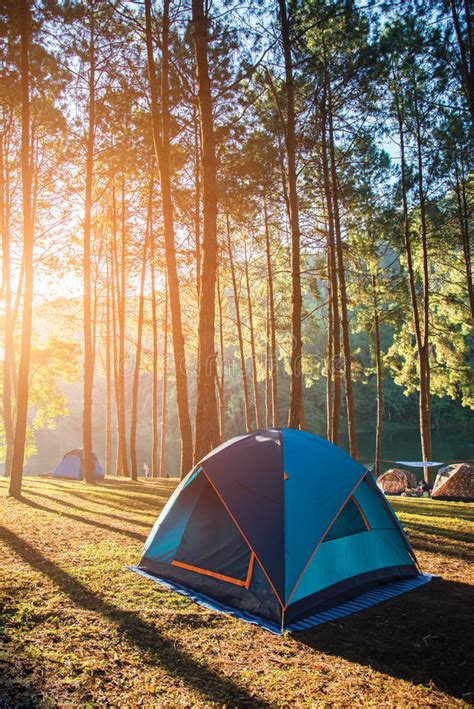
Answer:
[
  {"xmin": 130, "ymin": 429, "xmax": 431, "ymax": 633},
  {"xmin": 52, "ymin": 449, "xmax": 104, "ymax": 481}
]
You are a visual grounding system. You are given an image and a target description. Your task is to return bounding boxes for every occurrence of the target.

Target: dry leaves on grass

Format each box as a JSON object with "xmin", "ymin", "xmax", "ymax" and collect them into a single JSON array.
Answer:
[{"xmin": 0, "ymin": 477, "xmax": 473, "ymax": 707}]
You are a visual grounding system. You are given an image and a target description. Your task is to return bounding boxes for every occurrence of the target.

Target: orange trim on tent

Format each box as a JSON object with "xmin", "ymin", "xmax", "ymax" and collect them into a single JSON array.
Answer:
[
  {"xmin": 245, "ymin": 552, "xmax": 255, "ymax": 589},
  {"xmin": 284, "ymin": 470, "xmax": 368, "ymax": 609},
  {"xmin": 171, "ymin": 560, "xmax": 248, "ymax": 587},
  {"xmin": 201, "ymin": 465, "xmax": 285, "ymax": 609},
  {"xmin": 352, "ymin": 494, "xmax": 371, "ymax": 531}
]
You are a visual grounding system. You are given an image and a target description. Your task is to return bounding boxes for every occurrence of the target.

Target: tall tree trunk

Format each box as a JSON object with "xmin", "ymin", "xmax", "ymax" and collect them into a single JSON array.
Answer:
[
  {"xmin": 192, "ymin": 0, "xmax": 220, "ymax": 459},
  {"xmin": 325, "ymin": 241, "xmax": 333, "ymax": 442},
  {"xmin": 372, "ymin": 274, "xmax": 383, "ymax": 477},
  {"xmin": 227, "ymin": 218, "xmax": 252, "ymax": 430},
  {"xmin": 130, "ymin": 181, "xmax": 151, "ymax": 480},
  {"xmin": 149, "ymin": 225, "xmax": 159, "ymax": 478},
  {"xmin": 263, "ymin": 197, "xmax": 279, "ymax": 427},
  {"xmin": 216, "ymin": 264, "xmax": 226, "ymax": 439},
  {"xmin": 265, "ymin": 284, "xmax": 271, "ymax": 428},
  {"xmin": 449, "ymin": 0, "xmax": 474, "ymax": 129},
  {"xmin": 111, "ymin": 182, "xmax": 124, "ymax": 475},
  {"xmin": 111, "ymin": 211, "xmax": 122, "ymax": 477},
  {"xmin": 145, "ymin": 0, "xmax": 193, "ymax": 475},
  {"xmin": 413, "ymin": 90, "xmax": 432, "ymax": 483},
  {"xmin": 105, "ymin": 244, "xmax": 112, "ymax": 476},
  {"xmin": 81, "ymin": 5, "xmax": 96, "ymax": 485},
  {"xmin": 1, "ymin": 128, "xmax": 14, "ymax": 478},
  {"xmin": 396, "ymin": 91, "xmax": 432, "ymax": 483},
  {"xmin": 455, "ymin": 169, "xmax": 474, "ymax": 328},
  {"xmin": 278, "ymin": 0, "xmax": 304, "ymax": 429},
  {"xmin": 328, "ymin": 91, "xmax": 358, "ymax": 458},
  {"xmin": 116, "ymin": 173, "xmax": 129, "ymax": 477},
  {"xmin": 91, "ymin": 251, "xmax": 100, "ymax": 378},
  {"xmin": 193, "ymin": 105, "xmax": 201, "ymax": 300},
  {"xmin": 321, "ymin": 103, "xmax": 341, "ymax": 445},
  {"xmin": 244, "ymin": 245, "xmax": 262, "ymax": 428},
  {"xmin": 9, "ymin": 0, "xmax": 34, "ymax": 496},
  {"xmin": 159, "ymin": 287, "xmax": 168, "ymax": 478}
]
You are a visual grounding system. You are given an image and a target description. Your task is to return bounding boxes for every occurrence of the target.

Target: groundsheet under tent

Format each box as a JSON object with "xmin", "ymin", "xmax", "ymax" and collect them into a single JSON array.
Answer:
[{"xmin": 129, "ymin": 565, "xmax": 433, "ymax": 634}]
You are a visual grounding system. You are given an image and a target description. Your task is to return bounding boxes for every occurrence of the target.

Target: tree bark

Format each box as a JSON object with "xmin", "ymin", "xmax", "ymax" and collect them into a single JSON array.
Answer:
[
  {"xmin": 216, "ymin": 263, "xmax": 226, "ymax": 439},
  {"xmin": 396, "ymin": 90, "xmax": 432, "ymax": 483},
  {"xmin": 328, "ymin": 90, "xmax": 358, "ymax": 458},
  {"xmin": 449, "ymin": 0, "xmax": 474, "ymax": 129},
  {"xmin": 80, "ymin": 5, "xmax": 96, "ymax": 485},
  {"xmin": 244, "ymin": 245, "xmax": 262, "ymax": 428},
  {"xmin": 110, "ymin": 204, "xmax": 123, "ymax": 477},
  {"xmin": 263, "ymin": 197, "xmax": 279, "ymax": 427},
  {"xmin": 1, "ymin": 127, "xmax": 14, "ymax": 478},
  {"xmin": 278, "ymin": 0, "xmax": 304, "ymax": 429},
  {"xmin": 325, "ymin": 240, "xmax": 333, "ymax": 442},
  {"xmin": 193, "ymin": 105, "xmax": 201, "ymax": 300},
  {"xmin": 144, "ymin": 0, "xmax": 193, "ymax": 475},
  {"xmin": 149, "ymin": 222, "xmax": 159, "ymax": 478},
  {"xmin": 455, "ymin": 169, "xmax": 474, "ymax": 328},
  {"xmin": 105, "ymin": 243, "xmax": 112, "ymax": 476},
  {"xmin": 9, "ymin": 0, "xmax": 34, "ymax": 496},
  {"xmin": 372, "ymin": 274, "xmax": 383, "ymax": 477},
  {"xmin": 116, "ymin": 173, "xmax": 129, "ymax": 476},
  {"xmin": 265, "ymin": 283, "xmax": 271, "ymax": 428},
  {"xmin": 130, "ymin": 180, "xmax": 151, "ymax": 480},
  {"xmin": 321, "ymin": 102, "xmax": 341, "ymax": 445},
  {"xmin": 159, "ymin": 286, "xmax": 168, "ymax": 478},
  {"xmin": 413, "ymin": 89, "xmax": 432, "ymax": 483},
  {"xmin": 192, "ymin": 0, "xmax": 220, "ymax": 459},
  {"xmin": 227, "ymin": 218, "xmax": 252, "ymax": 431}
]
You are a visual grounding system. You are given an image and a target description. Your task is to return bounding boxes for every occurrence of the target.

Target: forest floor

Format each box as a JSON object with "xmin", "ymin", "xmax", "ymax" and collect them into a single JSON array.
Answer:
[{"xmin": 1, "ymin": 477, "xmax": 473, "ymax": 707}]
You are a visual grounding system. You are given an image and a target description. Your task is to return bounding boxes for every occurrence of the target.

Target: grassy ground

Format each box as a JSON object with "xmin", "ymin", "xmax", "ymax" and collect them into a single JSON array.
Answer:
[{"xmin": 1, "ymin": 477, "xmax": 473, "ymax": 707}]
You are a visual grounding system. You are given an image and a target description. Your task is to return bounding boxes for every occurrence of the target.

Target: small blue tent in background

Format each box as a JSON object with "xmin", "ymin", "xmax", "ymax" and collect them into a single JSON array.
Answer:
[
  {"xmin": 52, "ymin": 449, "xmax": 104, "ymax": 480},
  {"xmin": 130, "ymin": 429, "xmax": 431, "ymax": 633}
]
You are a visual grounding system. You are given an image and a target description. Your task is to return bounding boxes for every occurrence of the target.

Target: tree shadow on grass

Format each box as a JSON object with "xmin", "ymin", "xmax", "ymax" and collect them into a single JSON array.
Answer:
[
  {"xmin": 412, "ymin": 537, "xmax": 473, "ymax": 561},
  {"xmin": 68, "ymin": 488, "xmax": 168, "ymax": 512},
  {"xmin": 19, "ymin": 496, "xmax": 147, "ymax": 544},
  {"xmin": 40, "ymin": 478, "xmax": 174, "ymax": 492},
  {"xmin": 404, "ymin": 519, "xmax": 473, "ymax": 543},
  {"xmin": 1, "ymin": 527, "xmax": 270, "ymax": 707},
  {"xmin": 0, "ymin": 657, "xmax": 47, "ymax": 709},
  {"xmin": 43, "ymin": 481, "xmax": 170, "ymax": 511},
  {"xmin": 30, "ymin": 491, "xmax": 152, "ymax": 529},
  {"xmin": 100, "ymin": 477, "xmax": 179, "ymax": 490},
  {"xmin": 296, "ymin": 577, "xmax": 474, "ymax": 701},
  {"xmin": 394, "ymin": 500, "xmax": 474, "ymax": 523}
]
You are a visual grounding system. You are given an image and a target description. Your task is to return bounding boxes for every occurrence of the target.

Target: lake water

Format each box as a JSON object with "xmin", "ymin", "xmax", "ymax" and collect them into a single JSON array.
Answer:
[
  {"xmin": 344, "ymin": 427, "xmax": 474, "ymax": 473},
  {"xmin": 3, "ymin": 424, "xmax": 473, "ymax": 479}
]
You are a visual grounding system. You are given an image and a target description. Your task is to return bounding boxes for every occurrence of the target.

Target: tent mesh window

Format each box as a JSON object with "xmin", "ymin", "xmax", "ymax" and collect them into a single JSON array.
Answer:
[
  {"xmin": 324, "ymin": 497, "xmax": 369, "ymax": 542},
  {"xmin": 172, "ymin": 481, "xmax": 253, "ymax": 586}
]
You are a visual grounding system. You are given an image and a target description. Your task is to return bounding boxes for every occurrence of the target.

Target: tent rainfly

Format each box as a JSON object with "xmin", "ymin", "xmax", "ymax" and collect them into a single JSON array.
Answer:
[
  {"xmin": 432, "ymin": 463, "xmax": 474, "ymax": 501},
  {"xmin": 130, "ymin": 429, "xmax": 431, "ymax": 633},
  {"xmin": 52, "ymin": 449, "xmax": 104, "ymax": 481},
  {"xmin": 377, "ymin": 469, "xmax": 417, "ymax": 496}
]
